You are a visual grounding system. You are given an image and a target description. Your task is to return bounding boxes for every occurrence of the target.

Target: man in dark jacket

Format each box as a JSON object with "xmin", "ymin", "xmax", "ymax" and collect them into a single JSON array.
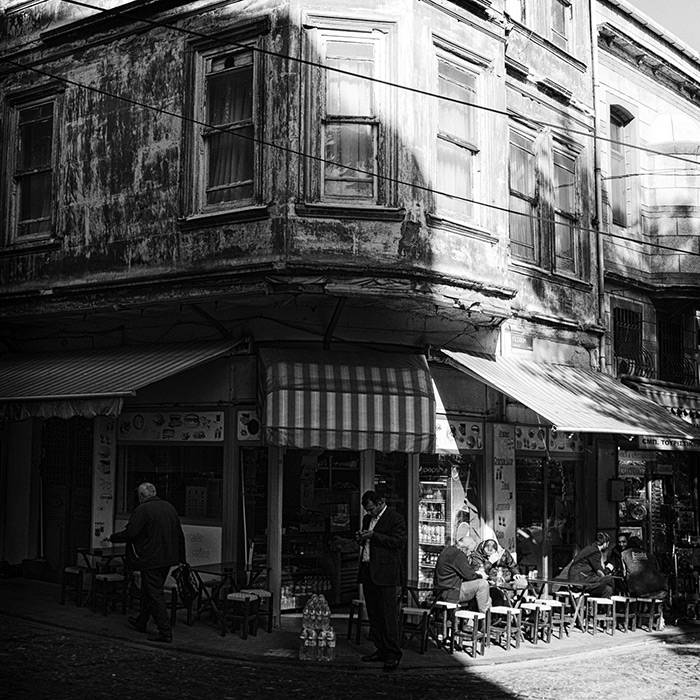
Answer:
[
  {"xmin": 568, "ymin": 531, "xmax": 614, "ymax": 598},
  {"xmin": 110, "ymin": 482, "xmax": 186, "ymax": 643},
  {"xmin": 434, "ymin": 527, "xmax": 491, "ymax": 612},
  {"xmin": 356, "ymin": 489, "xmax": 406, "ymax": 671}
]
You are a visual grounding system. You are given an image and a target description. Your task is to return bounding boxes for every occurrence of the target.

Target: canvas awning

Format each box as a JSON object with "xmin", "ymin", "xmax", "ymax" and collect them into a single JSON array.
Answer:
[
  {"xmin": 259, "ymin": 348, "xmax": 436, "ymax": 452},
  {"xmin": 440, "ymin": 350, "xmax": 700, "ymax": 439},
  {"xmin": 0, "ymin": 340, "xmax": 238, "ymax": 421}
]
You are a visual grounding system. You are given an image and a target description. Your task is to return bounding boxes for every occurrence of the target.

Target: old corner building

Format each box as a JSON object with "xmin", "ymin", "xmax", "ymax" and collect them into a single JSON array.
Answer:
[{"xmin": 1, "ymin": 0, "xmax": 699, "ymax": 624}]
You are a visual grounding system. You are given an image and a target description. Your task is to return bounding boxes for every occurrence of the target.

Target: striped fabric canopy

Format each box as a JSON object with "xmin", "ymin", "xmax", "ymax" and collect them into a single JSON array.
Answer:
[{"xmin": 259, "ymin": 348, "xmax": 436, "ymax": 453}]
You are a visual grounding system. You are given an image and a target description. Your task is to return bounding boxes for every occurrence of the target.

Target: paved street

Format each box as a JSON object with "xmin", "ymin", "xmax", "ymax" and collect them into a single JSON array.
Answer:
[{"xmin": 1, "ymin": 616, "xmax": 699, "ymax": 700}]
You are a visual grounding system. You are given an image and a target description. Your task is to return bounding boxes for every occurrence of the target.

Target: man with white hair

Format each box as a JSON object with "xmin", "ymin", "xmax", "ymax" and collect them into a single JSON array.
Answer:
[
  {"xmin": 109, "ymin": 482, "xmax": 186, "ymax": 643},
  {"xmin": 434, "ymin": 526, "xmax": 491, "ymax": 612}
]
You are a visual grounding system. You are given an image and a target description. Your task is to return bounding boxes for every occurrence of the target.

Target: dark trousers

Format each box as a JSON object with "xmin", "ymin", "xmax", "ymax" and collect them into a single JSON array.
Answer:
[
  {"xmin": 360, "ymin": 563, "xmax": 402, "ymax": 662},
  {"xmin": 135, "ymin": 566, "xmax": 171, "ymax": 636}
]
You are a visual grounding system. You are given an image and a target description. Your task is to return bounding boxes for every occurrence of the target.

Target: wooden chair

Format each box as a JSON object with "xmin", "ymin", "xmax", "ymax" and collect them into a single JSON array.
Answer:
[
  {"xmin": 92, "ymin": 573, "xmax": 127, "ymax": 616},
  {"xmin": 222, "ymin": 591, "xmax": 259, "ymax": 639},
  {"xmin": 399, "ymin": 607, "xmax": 431, "ymax": 653},
  {"xmin": 453, "ymin": 610, "xmax": 488, "ymax": 657},
  {"xmin": 428, "ymin": 601, "xmax": 459, "ymax": 653},
  {"xmin": 611, "ymin": 595, "xmax": 637, "ymax": 632},
  {"xmin": 521, "ymin": 603, "xmax": 553, "ymax": 644},
  {"xmin": 60, "ymin": 565, "xmax": 88, "ymax": 606},
  {"xmin": 346, "ymin": 598, "xmax": 370, "ymax": 644},
  {"xmin": 487, "ymin": 606, "xmax": 522, "ymax": 650},
  {"xmin": 585, "ymin": 597, "xmax": 614, "ymax": 636},
  {"xmin": 239, "ymin": 588, "xmax": 273, "ymax": 633},
  {"xmin": 636, "ymin": 598, "xmax": 664, "ymax": 632}
]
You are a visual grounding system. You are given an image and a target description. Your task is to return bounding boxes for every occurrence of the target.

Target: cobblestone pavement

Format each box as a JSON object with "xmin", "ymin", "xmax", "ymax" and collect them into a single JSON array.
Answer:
[{"xmin": 1, "ymin": 616, "xmax": 699, "ymax": 700}]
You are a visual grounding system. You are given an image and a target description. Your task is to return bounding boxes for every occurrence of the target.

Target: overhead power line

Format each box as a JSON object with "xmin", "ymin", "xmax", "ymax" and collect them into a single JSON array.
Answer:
[{"xmin": 1, "ymin": 55, "xmax": 700, "ymax": 260}]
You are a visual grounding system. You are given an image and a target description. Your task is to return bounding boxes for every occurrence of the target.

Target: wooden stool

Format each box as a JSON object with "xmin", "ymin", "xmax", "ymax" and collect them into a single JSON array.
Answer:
[
  {"xmin": 92, "ymin": 573, "xmax": 127, "ymax": 616},
  {"xmin": 399, "ymin": 606, "xmax": 430, "ymax": 653},
  {"xmin": 429, "ymin": 601, "xmax": 459, "ymax": 653},
  {"xmin": 488, "ymin": 606, "xmax": 522, "ymax": 651},
  {"xmin": 453, "ymin": 610, "xmax": 488, "ymax": 657},
  {"xmin": 611, "ymin": 595, "xmax": 637, "ymax": 632},
  {"xmin": 60, "ymin": 566, "xmax": 88, "ymax": 606},
  {"xmin": 539, "ymin": 600, "xmax": 566, "ymax": 639},
  {"xmin": 346, "ymin": 599, "xmax": 370, "ymax": 644},
  {"xmin": 223, "ymin": 592, "xmax": 258, "ymax": 639},
  {"xmin": 636, "ymin": 598, "xmax": 664, "ymax": 632},
  {"xmin": 521, "ymin": 603, "xmax": 553, "ymax": 644},
  {"xmin": 554, "ymin": 590, "xmax": 588, "ymax": 631},
  {"xmin": 585, "ymin": 597, "xmax": 614, "ymax": 635},
  {"xmin": 239, "ymin": 589, "xmax": 273, "ymax": 633}
]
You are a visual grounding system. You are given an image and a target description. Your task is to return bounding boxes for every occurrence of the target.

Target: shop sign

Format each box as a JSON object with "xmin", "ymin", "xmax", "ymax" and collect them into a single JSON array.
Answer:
[
  {"xmin": 91, "ymin": 416, "xmax": 117, "ymax": 548},
  {"xmin": 618, "ymin": 450, "xmax": 651, "ymax": 478},
  {"xmin": 117, "ymin": 411, "xmax": 224, "ymax": 442},
  {"xmin": 636, "ymin": 435, "xmax": 700, "ymax": 451},
  {"xmin": 435, "ymin": 417, "xmax": 483, "ymax": 453},
  {"xmin": 493, "ymin": 424, "xmax": 516, "ymax": 552}
]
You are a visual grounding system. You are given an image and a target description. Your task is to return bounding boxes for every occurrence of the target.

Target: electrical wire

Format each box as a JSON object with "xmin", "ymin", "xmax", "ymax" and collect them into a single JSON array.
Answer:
[{"xmin": 1, "ymin": 55, "xmax": 700, "ymax": 259}]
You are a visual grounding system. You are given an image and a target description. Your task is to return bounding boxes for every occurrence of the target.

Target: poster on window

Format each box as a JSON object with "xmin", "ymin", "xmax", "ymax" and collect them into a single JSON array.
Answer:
[{"xmin": 493, "ymin": 423, "xmax": 516, "ymax": 552}]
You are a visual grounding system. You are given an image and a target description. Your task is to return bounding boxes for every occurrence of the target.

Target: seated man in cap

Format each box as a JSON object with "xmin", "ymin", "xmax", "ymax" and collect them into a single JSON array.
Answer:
[{"xmin": 434, "ymin": 526, "xmax": 491, "ymax": 612}]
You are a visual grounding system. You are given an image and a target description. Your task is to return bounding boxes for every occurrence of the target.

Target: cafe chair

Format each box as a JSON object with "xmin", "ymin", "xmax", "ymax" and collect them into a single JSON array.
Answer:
[
  {"xmin": 60, "ymin": 565, "xmax": 88, "ymax": 606},
  {"xmin": 520, "ymin": 603, "xmax": 553, "ymax": 644},
  {"xmin": 346, "ymin": 598, "xmax": 370, "ymax": 645},
  {"xmin": 585, "ymin": 597, "xmax": 615, "ymax": 636},
  {"xmin": 399, "ymin": 606, "xmax": 431, "ymax": 654},
  {"xmin": 636, "ymin": 598, "xmax": 665, "ymax": 632},
  {"xmin": 611, "ymin": 595, "xmax": 638, "ymax": 632},
  {"xmin": 487, "ymin": 606, "xmax": 522, "ymax": 651},
  {"xmin": 239, "ymin": 588, "xmax": 273, "ymax": 633},
  {"xmin": 92, "ymin": 572, "xmax": 128, "ymax": 616},
  {"xmin": 222, "ymin": 591, "xmax": 258, "ymax": 639},
  {"xmin": 539, "ymin": 599, "xmax": 567, "ymax": 639},
  {"xmin": 452, "ymin": 610, "xmax": 488, "ymax": 658}
]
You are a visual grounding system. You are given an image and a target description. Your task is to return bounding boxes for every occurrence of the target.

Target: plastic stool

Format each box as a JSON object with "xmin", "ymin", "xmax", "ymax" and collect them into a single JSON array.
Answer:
[
  {"xmin": 60, "ymin": 566, "xmax": 88, "ymax": 606},
  {"xmin": 636, "ymin": 598, "xmax": 664, "ymax": 632},
  {"xmin": 611, "ymin": 595, "xmax": 637, "ymax": 632},
  {"xmin": 488, "ymin": 606, "xmax": 522, "ymax": 650},
  {"xmin": 347, "ymin": 599, "xmax": 370, "ymax": 644},
  {"xmin": 239, "ymin": 589, "xmax": 273, "ymax": 633},
  {"xmin": 453, "ymin": 610, "xmax": 488, "ymax": 657},
  {"xmin": 223, "ymin": 592, "xmax": 258, "ymax": 639},
  {"xmin": 585, "ymin": 597, "xmax": 614, "ymax": 635}
]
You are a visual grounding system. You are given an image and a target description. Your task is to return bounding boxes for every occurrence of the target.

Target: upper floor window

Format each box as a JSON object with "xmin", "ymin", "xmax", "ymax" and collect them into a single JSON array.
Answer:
[
  {"xmin": 612, "ymin": 306, "xmax": 654, "ymax": 378},
  {"xmin": 184, "ymin": 22, "xmax": 267, "ymax": 219},
  {"xmin": 609, "ymin": 106, "xmax": 634, "ymax": 228},
  {"xmin": 658, "ymin": 316, "xmax": 695, "ymax": 386},
  {"xmin": 553, "ymin": 146, "xmax": 580, "ymax": 275},
  {"xmin": 435, "ymin": 57, "xmax": 478, "ymax": 219},
  {"xmin": 551, "ymin": 0, "xmax": 571, "ymax": 51},
  {"xmin": 303, "ymin": 20, "xmax": 395, "ymax": 208},
  {"xmin": 505, "ymin": 0, "xmax": 526, "ymax": 24},
  {"xmin": 4, "ymin": 90, "xmax": 61, "ymax": 243},
  {"xmin": 509, "ymin": 129, "xmax": 538, "ymax": 262}
]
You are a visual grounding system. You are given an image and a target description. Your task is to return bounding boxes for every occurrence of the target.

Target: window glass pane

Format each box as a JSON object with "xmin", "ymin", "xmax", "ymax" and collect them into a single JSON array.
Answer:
[
  {"xmin": 510, "ymin": 134, "xmax": 535, "ymax": 197},
  {"xmin": 18, "ymin": 171, "xmax": 52, "ymax": 225},
  {"xmin": 324, "ymin": 122, "xmax": 374, "ymax": 197},
  {"xmin": 19, "ymin": 112, "xmax": 53, "ymax": 171},
  {"xmin": 326, "ymin": 41, "xmax": 374, "ymax": 116},
  {"xmin": 551, "ymin": 0, "xmax": 569, "ymax": 48},
  {"xmin": 122, "ymin": 444, "xmax": 224, "ymax": 521},
  {"xmin": 436, "ymin": 137, "xmax": 472, "ymax": 216},
  {"xmin": 509, "ymin": 197, "xmax": 536, "ymax": 260},
  {"xmin": 207, "ymin": 66, "xmax": 253, "ymax": 126},
  {"xmin": 610, "ymin": 119, "xmax": 627, "ymax": 225},
  {"xmin": 206, "ymin": 125, "xmax": 254, "ymax": 204},
  {"xmin": 555, "ymin": 214, "xmax": 575, "ymax": 271},
  {"xmin": 553, "ymin": 151, "xmax": 576, "ymax": 214},
  {"xmin": 438, "ymin": 61, "xmax": 475, "ymax": 144}
]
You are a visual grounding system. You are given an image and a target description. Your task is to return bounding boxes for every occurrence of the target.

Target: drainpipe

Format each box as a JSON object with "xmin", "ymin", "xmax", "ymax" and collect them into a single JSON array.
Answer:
[{"xmin": 590, "ymin": 0, "xmax": 607, "ymax": 373}]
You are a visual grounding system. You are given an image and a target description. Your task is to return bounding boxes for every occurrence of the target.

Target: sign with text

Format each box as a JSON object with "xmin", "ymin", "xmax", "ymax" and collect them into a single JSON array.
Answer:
[
  {"xmin": 493, "ymin": 423, "xmax": 516, "ymax": 553},
  {"xmin": 635, "ymin": 435, "xmax": 700, "ymax": 451},
  {"xmin": 91, "ymin": 416, "xmax": 117, "ymax": 548}
]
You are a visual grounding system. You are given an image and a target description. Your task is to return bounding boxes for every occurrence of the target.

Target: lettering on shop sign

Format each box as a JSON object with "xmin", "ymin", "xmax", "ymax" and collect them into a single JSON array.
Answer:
[
  {"xmin": 186, "ymin": 532, "xmax": 204, "ymax": 543},
  {"xmin": 499, "ymin": 431, "xmax": 510, "ymax": 438},
  {"xmin": 640, "ymin": 436, "xmax": 700, "ymax": 451},
  {"xmin": 191, "ymin": 548, "xmax": 211, "ymax": 559},
  {"xmin": 494, "ymin": 458, "xmax": 513, "ymax": 465},
  {"xmin": 500, "ymin": 482, "xmax": 511, "ymax": 490},
  {"xmin": 496, "ymin": 504, "xmax": 510, "ymax": 511}
]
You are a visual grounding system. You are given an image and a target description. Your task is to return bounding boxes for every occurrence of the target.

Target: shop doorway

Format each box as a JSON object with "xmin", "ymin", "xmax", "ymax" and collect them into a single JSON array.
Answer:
[
  {"xmin": 515, "ymin": 457, "xmax": 579, "ymax": 577},
  {"xmin": 40, "ymin": 418, "xmax": 93, "ymax": 582}
]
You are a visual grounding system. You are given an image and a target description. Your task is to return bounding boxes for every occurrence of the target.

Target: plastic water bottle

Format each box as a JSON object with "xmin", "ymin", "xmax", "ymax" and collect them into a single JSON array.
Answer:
[
  {"xmin": 324, "ymin": 626, "xmax": 336, "ymax": 662},
  {"xmin": 305, "ymin": 628, "xmax": 318, "ymax": 661},
  {"xmin": 316, "ymin": 628, "xmax": 327, "ymax": 660},
  {"xmin": 298, "ymin": 628, "xmax": 308, "ymax": 660}
]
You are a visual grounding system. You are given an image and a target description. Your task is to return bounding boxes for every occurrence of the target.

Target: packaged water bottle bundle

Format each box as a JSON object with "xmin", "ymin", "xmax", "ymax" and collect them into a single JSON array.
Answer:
[{"xmin": 298, "ymin": 593, "xmax": 336, "ymax": 661}]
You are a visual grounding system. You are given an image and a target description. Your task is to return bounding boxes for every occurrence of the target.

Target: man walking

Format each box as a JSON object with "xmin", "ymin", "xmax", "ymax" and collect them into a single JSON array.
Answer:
[
  {"xmin": 110, "ymin": 482, "xmax": 186, "ymax": 643},
  {"xmin": 434, "ymin": 526, "xmax": 491, "ymax": 612},
  {"xmin": 356, "ymin": 489, "xmax": 406, "ymax": 671}
]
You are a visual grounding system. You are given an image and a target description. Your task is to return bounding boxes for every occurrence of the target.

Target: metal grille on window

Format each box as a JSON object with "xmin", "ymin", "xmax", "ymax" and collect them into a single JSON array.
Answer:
[
  {"xmin": 659, "ymin": 319, "xmax": 695, "ymax": 385},
  {"xmin": 613, "ymin": 307, "xmax": 655, "ymax": 378}
]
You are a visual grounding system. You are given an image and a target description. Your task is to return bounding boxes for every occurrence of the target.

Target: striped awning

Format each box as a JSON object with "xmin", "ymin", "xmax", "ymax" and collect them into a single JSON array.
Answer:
[
  {"xmin": 441, "ymin": 350, "xmax": 700, "ymax": 439},
  {"xmin": 0, "ymin": 340, "xmax": 238, "ymax": 421},
  {"xmin": 259, "ymin": 348, "xmax": 436, "ymax": 452}
]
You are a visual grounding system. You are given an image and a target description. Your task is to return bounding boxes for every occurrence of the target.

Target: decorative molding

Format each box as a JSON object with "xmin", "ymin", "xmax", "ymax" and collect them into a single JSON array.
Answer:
[
  {"xmin": 295, "ymin": 203, "xmax": 405, "ymax": 222},
  {"xmin": 177, "ymin": 206, "xmax": 270, "ymax": 231}
]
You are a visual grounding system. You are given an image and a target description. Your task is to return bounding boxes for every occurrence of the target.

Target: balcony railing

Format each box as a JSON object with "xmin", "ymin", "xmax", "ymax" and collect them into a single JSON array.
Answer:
[
  {"xmin": 659, "ymin": 353, "xmax": 698, "ymax": 387},
  {"xmin": 614, "ymin": 344, "xmax": 656, "ymax": 379}
]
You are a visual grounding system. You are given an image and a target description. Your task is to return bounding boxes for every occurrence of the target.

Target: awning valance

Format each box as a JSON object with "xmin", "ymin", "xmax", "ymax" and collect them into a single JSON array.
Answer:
[
  {"xmin": 259, "ymin": 348, "xmax": 436, "ymax": 452},
  {"xmin": 0, "ymin": 340, "xmax": 238, "ymax": 421},
  {"xmin": 440, "ymin": 350, "xmax": 700, "ymax": 440}
]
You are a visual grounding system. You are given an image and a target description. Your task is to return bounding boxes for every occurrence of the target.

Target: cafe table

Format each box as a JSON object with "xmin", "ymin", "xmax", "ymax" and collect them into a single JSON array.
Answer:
[
  {"xmin": 189, "ymin": 561, "xmax": 270, "ymax": 629},
  {"xmin": 523, "ymin": 577, "xmax": 598, "ymax": 630},
  {"xmin": 76, "ymin": 545, "xmax": 129, "ymax": 609}
]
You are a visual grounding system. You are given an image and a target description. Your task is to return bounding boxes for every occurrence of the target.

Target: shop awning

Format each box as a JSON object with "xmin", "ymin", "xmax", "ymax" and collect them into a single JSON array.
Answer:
[
  {"xmin": 259, "ymin": 348, "xmax": 436, "ymax": 452},
  {"xmin": 0, "ymin": 340, "xmax": 238, "ymax": 421},
  {"xmin": 440, "ymin": 349, "xmax": 700, "ymax": 439}
]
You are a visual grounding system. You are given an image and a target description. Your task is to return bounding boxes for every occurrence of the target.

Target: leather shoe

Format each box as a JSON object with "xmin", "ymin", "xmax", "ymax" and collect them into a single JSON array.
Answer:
[
  {"xmin": 383, "ymin": 659, "xmax": 399, "ymax": 671},
  {"xmin": 147, "ymin": 634, "xmax": 172, "ymax": 644},
  {"xmin": 361, "ymin": 652, "xmax": 385, "ymax": 662},
  {"xmin": 128, "ymin": 617, "xmax": 147, "ymax": 634}
]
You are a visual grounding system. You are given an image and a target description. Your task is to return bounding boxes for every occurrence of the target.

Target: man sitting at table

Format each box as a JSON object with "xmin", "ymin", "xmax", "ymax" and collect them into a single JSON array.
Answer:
[
  {"xmin": 434, "ymin": 526, "xmax": 491, "ymax": 613},
  {"xmin": 475, "ymin": 538, "xmax": 528, "ymax": 606},
  {"xmin": 568, "ymin": 531, "xmax": 614, "ymax": 598},
  {"xmin": 109, "ymin": 482, "xmax": 186, "ymax": 644}
]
